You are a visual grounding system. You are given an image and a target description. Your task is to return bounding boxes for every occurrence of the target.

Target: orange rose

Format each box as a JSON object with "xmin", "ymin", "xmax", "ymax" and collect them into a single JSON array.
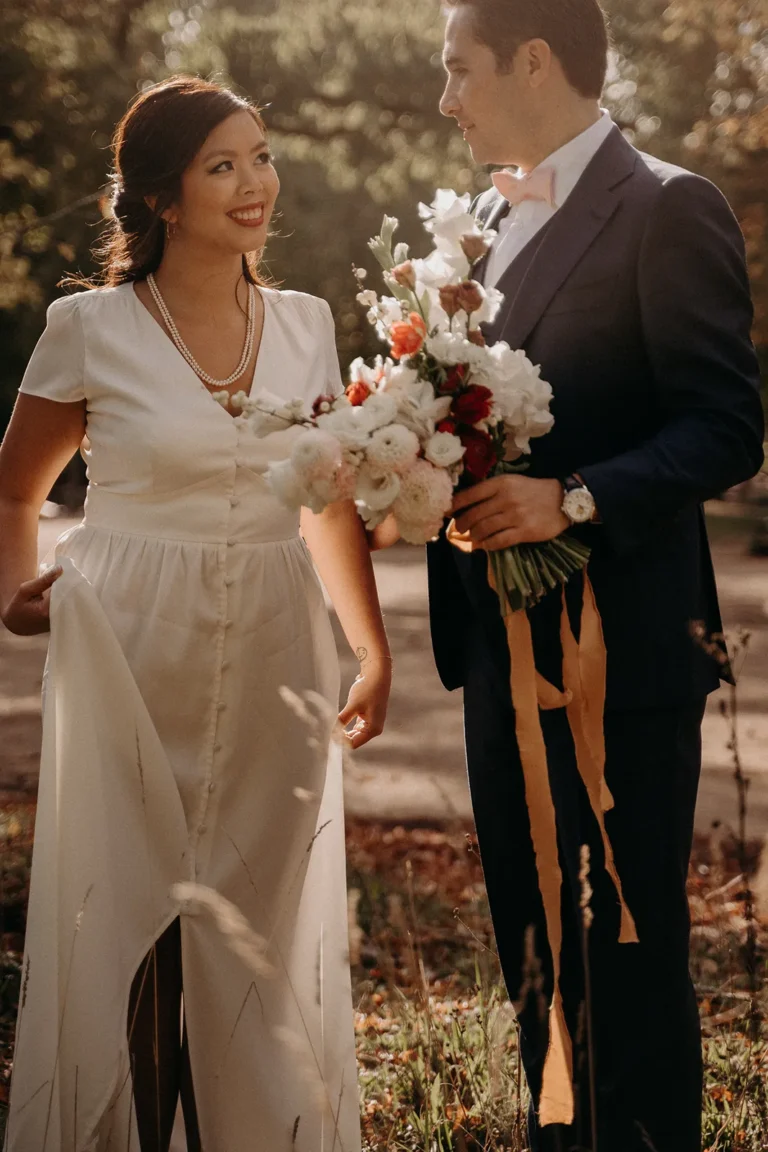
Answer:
[
  {"xmin": 390, "ymin": 313, "xmax": 427, "ymax": 360},
  {"xmin": 346, "ymin": 380, "xmax": 372, "ymax": 406}
]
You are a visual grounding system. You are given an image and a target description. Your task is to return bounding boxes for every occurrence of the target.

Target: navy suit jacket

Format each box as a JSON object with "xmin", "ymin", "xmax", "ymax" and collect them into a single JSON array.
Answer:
[{"xmin": 427, "ymin": 126, "xmax": 764, "ymax": 710}]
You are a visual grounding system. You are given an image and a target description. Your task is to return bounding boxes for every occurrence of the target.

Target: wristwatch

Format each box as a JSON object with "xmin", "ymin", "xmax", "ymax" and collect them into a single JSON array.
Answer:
[{"xmin": 560, "ymin": 474, "xmax": 597, "ymax": 525}]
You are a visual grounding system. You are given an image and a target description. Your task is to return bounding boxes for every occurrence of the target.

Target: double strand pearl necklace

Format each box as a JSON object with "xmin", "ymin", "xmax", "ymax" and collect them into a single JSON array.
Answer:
[{"xmin": 147, "ymin": 273, "xmax": 256, "ymax": 389}]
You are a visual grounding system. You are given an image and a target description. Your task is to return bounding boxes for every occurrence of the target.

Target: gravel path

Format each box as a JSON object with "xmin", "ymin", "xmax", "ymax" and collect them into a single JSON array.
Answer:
[{"xmin": 1, "ymin": 509, "xmax": 766, "ymax": 838}]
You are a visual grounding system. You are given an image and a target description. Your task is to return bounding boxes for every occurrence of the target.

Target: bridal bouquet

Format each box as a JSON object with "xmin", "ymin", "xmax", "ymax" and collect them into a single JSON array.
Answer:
[{"xmin": 245, "ymin": 190, "xmax": 590, "ymax": 611}]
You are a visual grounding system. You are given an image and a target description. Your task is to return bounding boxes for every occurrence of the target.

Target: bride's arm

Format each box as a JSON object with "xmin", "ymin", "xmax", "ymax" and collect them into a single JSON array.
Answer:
[
  {"xmin": 300, "ymin": 500, "xmax": 391, "ymax": 749},
  {"xmin": 366, "ymin": 512, "xmax": 401, "ymax": 552},
  {"xmin": 0, "ymin": 394, "xmax": 86, "ymax": 634}
]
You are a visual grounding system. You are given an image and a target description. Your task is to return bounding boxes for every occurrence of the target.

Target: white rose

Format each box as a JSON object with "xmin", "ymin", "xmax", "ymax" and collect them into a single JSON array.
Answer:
[
  {"xmin": 355, "ymin": 466, "xmax": 401, "ymax": 511},
  {"xmin": 424, "ymin": 431, "xmax": 466, "ymax": 469},
  {"xmin": 366, "ymin": 424, "xmax": 421, "ymax": 475},
  {"xmin": 356, "ymin": 290, "xmax": 378, "ymax": 308}
]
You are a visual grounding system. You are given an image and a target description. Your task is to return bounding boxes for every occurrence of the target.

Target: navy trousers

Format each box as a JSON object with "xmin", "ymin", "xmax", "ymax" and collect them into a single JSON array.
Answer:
[{"xmin": 463, "ymin": 634, "xmax": 706, "ymax": 1152}]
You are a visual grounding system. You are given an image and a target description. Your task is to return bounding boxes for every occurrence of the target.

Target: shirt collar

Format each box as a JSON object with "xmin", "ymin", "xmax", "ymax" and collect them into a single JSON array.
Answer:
[{"xmin": 530, "ymin": 110, "xmax": 615, "ymax": 209}]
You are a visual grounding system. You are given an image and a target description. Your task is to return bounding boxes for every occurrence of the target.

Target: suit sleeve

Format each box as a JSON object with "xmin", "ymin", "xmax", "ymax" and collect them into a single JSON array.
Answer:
[{"xmin": 578, "ymin": 173, "xmax": 764, "ymax": 556}]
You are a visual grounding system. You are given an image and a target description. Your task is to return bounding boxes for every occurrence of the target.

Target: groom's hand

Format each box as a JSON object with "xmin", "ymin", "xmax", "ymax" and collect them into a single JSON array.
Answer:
[{"xmin": 452, "ymin": 475, "xmax": 569, "ymax": 550}]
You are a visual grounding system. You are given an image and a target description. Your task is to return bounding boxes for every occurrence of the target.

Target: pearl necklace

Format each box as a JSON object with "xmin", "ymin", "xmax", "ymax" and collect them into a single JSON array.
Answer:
[{"xmin": 147, "ymin": 273, "xmax": 256, "ymax": 388}]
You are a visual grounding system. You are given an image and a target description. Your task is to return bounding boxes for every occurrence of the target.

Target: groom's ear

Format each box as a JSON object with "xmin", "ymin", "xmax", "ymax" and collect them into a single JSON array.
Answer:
[{"xmin": 519, "ymin": 38, "xmax": 553, "ymax": 89}]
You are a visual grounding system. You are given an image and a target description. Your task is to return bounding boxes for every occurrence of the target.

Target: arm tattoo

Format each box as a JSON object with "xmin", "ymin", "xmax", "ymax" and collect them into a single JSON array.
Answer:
[{"xmin": 356, "ymin": 647, "xmax": 368, "ymax": 664}]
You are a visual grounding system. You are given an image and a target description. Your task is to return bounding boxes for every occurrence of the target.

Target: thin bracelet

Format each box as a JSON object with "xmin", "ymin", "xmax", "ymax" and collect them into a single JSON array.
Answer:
[{"xmin": 356, "ymin": 647, "xmax": 393, "ymax": 663}]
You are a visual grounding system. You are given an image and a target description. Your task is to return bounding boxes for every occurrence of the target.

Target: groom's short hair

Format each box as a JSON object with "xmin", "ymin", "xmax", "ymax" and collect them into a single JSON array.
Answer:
[{"xmin": 446, "ymin": 0, "xmax": 610, "ymax": 99}]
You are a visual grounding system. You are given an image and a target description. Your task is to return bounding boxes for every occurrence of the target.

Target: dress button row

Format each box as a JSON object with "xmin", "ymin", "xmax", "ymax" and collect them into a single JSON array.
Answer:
[
  {"xmin": 224, "ymin": 576, "xmax": 235, "ymax": 587},
  {"xmin": 221, "ymin": 660, "xmax": 231, "ymax": 672},
  {"xmin": 217, "ymin": 702, "xmax": 227, "ymax": 713}
]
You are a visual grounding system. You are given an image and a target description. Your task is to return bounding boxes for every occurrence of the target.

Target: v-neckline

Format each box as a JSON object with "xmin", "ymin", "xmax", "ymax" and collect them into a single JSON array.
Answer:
[{"xmin": 127, "ymin": 280, "xmax": 271, "ymax": 422}]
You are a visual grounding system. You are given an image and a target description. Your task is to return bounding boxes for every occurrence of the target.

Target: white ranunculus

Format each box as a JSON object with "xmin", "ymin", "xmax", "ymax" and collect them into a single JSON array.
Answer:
[
  {"xmin": 355, "ymin": 466, "xmax": 401, "ymax": 511},
  {"xmin": 424, "ymin": 431, "xmax": 466, "ymax": 469},
  {"xmin": 393, "ymin": 460, "xmax": 454, "ymax": 524},
  {"xmin": 366, "ymin": 424, "xmax": 421, "ymax": 475}
]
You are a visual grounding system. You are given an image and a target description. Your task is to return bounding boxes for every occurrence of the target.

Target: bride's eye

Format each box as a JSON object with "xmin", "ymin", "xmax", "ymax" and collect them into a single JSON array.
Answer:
[
  {"xmin": 255, "ymin": 151, "xmax": 272, "ymax": 165},
  {"xmin": 209, "ymin": 160, "xmax": 234, "ymax": 173}
]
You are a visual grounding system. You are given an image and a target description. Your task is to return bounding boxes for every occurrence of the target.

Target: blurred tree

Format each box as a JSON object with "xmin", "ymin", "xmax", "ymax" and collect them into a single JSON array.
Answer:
[
  {"xmin": 0, "ymin": 0, "xmax": 765, "ymax": 428},
  {"xmin": 604, "ymin": 0, "xmax": 767, "ymax": 348}
]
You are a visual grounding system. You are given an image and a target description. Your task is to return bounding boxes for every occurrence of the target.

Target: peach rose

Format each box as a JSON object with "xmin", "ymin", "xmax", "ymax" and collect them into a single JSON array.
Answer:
[{"xmin": 391, "ymin": 261, "xmax": 417, "ymax": 290}]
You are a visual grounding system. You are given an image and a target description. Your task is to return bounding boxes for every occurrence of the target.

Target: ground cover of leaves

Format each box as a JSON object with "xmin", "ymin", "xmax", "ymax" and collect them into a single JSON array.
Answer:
[{"xmin": 0, "ymin": 808, "xmax": 765, "ymax": 1150}]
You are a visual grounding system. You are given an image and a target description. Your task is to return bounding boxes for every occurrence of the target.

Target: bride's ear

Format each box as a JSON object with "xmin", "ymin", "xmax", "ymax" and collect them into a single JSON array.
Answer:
[{"xmin": 144, "ymin": 195, "xmax": 177, "ymax": 224}]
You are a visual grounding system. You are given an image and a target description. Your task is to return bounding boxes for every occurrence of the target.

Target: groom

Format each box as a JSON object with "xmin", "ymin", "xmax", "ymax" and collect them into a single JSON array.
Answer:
[{"xmin": 427, "ymin": 1, "xmax": 765, "ymax": 1150}]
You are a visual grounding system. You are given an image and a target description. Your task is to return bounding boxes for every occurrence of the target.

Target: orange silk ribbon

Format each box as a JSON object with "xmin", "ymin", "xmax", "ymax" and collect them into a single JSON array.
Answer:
[{"xmin": 447, "ymin": 523, "xmax": 638, "ymax": 1127}]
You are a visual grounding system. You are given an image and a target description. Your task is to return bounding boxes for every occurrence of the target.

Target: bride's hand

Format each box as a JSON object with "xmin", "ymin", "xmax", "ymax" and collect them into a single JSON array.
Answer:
[
  {"xmin": 338, "ymin": 655, "xmax": 392, "ymax": 750},
  {"xmin": 1, "ymin": 565, "xmax": 62, "ymax": 636}
]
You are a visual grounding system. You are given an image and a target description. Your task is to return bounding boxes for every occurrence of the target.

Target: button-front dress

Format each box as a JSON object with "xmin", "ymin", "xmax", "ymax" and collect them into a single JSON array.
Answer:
[{"xmin": 8, "ymin": 285, "xmax": 362, "ymax": 1152}]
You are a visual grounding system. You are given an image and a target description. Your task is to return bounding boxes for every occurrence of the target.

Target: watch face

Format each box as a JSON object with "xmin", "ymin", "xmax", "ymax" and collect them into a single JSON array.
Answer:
[{"xmin": 563, "ymin": 488, "xmax": 595, "ymax": 524}]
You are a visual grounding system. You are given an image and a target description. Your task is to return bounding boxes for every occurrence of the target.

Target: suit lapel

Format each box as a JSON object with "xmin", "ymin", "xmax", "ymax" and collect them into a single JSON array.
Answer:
[{"xmin": 482, "ymin": 127, "xmax": 639, "ymax": 348}]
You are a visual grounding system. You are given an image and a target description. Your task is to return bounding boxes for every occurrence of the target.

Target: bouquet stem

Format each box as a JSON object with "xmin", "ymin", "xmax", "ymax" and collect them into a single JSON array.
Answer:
[{"xmin": 489, "ymin": 534, "xmax": 591, "ymax": 615}]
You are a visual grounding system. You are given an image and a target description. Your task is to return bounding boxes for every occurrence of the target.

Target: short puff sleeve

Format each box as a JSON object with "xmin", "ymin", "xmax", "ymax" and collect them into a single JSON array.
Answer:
[{"xmin": 19, "ymin": 294, "xmax": 86, "ymax": 403}]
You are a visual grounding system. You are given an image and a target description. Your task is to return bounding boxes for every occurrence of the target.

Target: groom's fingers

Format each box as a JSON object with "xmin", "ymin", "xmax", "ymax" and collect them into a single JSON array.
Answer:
[
  {"xmin": 453, "ymin": 496, "xmax": 507, "ymax": 534},
  {"xmin": 452, "ymin": 479, "xmax": 498, "ymax": 514},
  {"xmin": 468, "ymin": 511, "xmax": 519, "ymax": 543}
]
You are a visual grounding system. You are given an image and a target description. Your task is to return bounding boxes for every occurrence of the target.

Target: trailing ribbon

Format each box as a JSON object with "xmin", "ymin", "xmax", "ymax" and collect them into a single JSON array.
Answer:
[{"xmin": 448, "ymin": 524, "xmax": 637, "ymax": 1127}]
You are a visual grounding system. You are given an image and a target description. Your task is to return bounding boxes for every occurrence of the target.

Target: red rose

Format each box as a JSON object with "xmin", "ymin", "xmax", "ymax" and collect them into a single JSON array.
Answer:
[
  {"xmin": 436, "ymin": 418, "xmax": 457, "ymax": 435},
  {"xmin": 459, "ymin": 426, "xmax": 498, "ymax": 481},
  {"xmin": 451, "ymin": 384, "xmax": 494, "ymax": 425},
  {"xmin": 346, "ymin": 380, "xmax": 371, "ymax": 406},
  {"xmin": 438, "ymin": 364, "xmax": 468, "ymax": 394}
]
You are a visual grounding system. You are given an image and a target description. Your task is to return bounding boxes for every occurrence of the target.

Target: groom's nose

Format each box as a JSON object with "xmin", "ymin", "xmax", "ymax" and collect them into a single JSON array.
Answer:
[{"xmin": 440, "ymin": 81, "xmax": 459, "ymax": 119}]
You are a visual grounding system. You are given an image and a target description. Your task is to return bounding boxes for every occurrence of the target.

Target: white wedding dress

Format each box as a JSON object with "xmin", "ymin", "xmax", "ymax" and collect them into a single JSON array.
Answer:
[{"xmin": 7, "ymin": 284, "xmax": 361, "ymax": 1152}]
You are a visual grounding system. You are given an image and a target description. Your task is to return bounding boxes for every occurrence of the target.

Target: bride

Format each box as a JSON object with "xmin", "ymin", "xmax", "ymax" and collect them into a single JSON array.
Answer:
[{"xmin": 0, "ymin": 75, "xmax": 389, "ymax": 1152}]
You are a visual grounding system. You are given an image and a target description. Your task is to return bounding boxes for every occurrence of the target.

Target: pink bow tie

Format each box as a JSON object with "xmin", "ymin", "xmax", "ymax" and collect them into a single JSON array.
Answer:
[{"xmin": 491, "ymin": 166, "xmax": 557, "ymax": 208}]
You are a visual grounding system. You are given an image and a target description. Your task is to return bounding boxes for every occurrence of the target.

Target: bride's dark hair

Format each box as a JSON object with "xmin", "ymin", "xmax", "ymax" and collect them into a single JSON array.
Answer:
[{"xmin": 79, "ymin": 75, "xmax": 270, "ymax": 288}]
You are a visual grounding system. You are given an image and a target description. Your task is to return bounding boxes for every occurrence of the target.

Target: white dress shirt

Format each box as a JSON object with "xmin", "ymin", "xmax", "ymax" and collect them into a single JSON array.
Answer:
[{"xmin": 484, "ymin": 111, "xmax": 616, "ymax": 288}]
